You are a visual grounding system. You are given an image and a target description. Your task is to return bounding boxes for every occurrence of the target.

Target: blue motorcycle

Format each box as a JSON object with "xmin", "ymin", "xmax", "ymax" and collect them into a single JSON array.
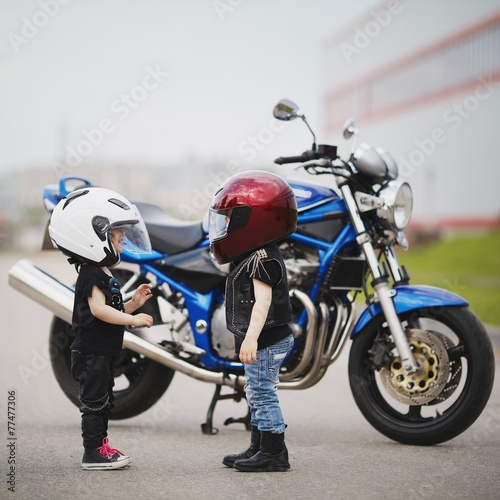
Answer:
[{"xmin": 9, "ymin": 99, "xmax": 494, "ymax": 445}]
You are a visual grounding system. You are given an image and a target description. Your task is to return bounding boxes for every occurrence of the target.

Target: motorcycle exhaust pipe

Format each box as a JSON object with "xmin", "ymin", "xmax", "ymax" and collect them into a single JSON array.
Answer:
[
  {"xmin": 8, "ymin": 259, "xmax": 246, "ymax": 389},
  {"xmin": 8, "ymin": 259, "xmax": 74, "ymax": 324},
  {"xmin": 121, "ymin": 332, "xmax": 245, "ymax": 388},
  {"xmin": 279, "ymin": 289, "xmax": 318, "ymax": 383}
]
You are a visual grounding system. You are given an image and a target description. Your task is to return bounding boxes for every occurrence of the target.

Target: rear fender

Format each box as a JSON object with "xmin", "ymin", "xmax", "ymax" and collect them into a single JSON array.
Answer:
[{"xmin": 352, "ymin": 285, "xmax": 469, "ymax": 335}]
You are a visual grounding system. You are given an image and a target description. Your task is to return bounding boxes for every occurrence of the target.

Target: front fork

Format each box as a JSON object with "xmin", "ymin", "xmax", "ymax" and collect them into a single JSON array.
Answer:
[{"xmin": 340, "ymin": 183, "xmax": 420, "ymax": 375}]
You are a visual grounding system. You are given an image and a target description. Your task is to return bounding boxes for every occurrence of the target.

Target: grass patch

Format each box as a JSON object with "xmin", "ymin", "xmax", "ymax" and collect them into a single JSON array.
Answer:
[{"xmin": 394, "ymin": 231, "xmax": 500, "ymax": 326}]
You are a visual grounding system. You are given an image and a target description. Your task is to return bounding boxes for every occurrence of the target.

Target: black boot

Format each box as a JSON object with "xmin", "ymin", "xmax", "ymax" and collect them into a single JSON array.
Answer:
[
  {"xmin": 233, "ymin": 431, "xmax": 290, "ymax": 472},
  {"xmin": 222, "ymin": 426, "xmax": 261, "ymax": 468}
]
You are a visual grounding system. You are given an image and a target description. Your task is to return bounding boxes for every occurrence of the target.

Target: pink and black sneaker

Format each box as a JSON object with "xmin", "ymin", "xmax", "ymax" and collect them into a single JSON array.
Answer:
[{"xmin": 81, "ymin": 438, "xmax": 131, "ymax": 470}]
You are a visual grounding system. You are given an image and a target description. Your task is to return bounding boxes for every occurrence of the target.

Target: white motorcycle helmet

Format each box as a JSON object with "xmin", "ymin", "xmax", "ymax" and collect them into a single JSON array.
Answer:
[{"xmin": 48, "ymin": 187, "xmax": 151, "ymax": 267}]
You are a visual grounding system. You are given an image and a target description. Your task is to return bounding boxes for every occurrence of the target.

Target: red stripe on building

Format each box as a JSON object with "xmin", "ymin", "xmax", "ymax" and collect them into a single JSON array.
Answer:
[{"xmin": 324, "ymin": 11, "xmax": 500, "ymax": 133}]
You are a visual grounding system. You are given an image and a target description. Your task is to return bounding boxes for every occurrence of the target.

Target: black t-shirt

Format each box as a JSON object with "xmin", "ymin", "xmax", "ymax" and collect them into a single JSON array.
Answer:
[
  {"xmin": 71, "ymin": 265, "xmax": 125, "ymax": 358},
  {"xmin": 233, "ymin": 252, "xmax": 292, "ymax": 354}
]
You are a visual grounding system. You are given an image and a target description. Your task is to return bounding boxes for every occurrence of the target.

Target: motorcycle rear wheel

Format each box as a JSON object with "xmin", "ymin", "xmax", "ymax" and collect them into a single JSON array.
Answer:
[
  {"xmin": 49, "ymin": 316, "xmax": 175, "ymax": 419},
  {"xmin": 348, "ymin": 306, "xmax": 495, "ymax": 445}
]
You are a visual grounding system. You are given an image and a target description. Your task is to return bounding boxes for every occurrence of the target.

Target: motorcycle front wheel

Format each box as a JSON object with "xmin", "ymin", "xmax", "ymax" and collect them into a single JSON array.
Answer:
[{"xmin": 348, "ymin": 306, "xmax": 495, "ymax": 445}]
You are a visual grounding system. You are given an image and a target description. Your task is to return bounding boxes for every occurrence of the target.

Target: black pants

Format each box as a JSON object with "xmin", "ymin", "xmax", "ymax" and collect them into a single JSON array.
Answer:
[{"xmin": 71, "ymin": 351, "xmax": 115, "ymax": 451}]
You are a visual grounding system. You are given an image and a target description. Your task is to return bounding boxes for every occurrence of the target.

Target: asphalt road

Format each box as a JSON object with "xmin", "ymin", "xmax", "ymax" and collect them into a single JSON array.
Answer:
[{"xmin": 1, "ymin": 252, "xmax": 499, "ymax": 500}]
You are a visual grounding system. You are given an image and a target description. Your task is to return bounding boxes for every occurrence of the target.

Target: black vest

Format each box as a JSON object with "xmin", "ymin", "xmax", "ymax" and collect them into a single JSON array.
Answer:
[{"xmin": 225, "ymin": 244, "xmax": 292, "ymax": 341}]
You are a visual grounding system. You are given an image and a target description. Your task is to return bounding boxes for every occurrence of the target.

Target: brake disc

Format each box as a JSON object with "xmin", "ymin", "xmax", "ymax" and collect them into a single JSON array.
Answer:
[
  {"xmin": 426, "ymin": 330, "xmax": 462, "ymax": 405},
  {"xmin": 379, "ymin": 329, "xmax": 451, "ymax": 406}
]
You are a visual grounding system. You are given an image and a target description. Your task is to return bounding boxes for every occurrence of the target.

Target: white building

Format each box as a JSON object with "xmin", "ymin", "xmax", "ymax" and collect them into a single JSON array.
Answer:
[{"xmin": 323, "ymin": 0, "xmax": 500, "ymax": 229}]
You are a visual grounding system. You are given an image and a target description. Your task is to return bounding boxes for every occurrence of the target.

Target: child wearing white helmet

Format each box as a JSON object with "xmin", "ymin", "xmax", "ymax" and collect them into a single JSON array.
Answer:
[{"xmin": 49, "ymin": 187, "xmax": 154, "ymax": 470}]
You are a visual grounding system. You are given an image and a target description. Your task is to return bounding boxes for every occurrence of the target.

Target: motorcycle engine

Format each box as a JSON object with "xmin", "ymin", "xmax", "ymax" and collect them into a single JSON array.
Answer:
[
  {"xmin": 211, "ymin": 302, "xmax": 238, "ymax": 360},
  {"xmin": 156, "ymin": 291, "xmax": 196, "ymax": 349},
  {"xmin": 280, "ymin": 242, "xmax": 319, "ymax": 292}
]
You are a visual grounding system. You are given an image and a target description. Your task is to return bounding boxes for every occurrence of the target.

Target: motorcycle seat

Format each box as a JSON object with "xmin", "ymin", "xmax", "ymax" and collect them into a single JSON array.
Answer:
[{"xmin": 135, "ymin": 202, "xmax": 205, "ymax": 255}]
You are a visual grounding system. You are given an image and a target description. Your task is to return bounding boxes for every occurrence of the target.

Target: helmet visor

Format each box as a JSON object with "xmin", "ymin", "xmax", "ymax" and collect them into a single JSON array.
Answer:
[
  {"xmin": 208, "ymin": 208, "xmax": 232, "ymax": 243},
  {"xmin": 111, "ymin": 215, "xmax": 152, "ymax": 255}
]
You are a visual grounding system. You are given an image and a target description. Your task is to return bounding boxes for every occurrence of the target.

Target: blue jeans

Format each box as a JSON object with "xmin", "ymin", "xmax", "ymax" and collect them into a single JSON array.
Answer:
[{"xmin": 244, "ymin": 334, "xmax": 294, "ymax": 434}]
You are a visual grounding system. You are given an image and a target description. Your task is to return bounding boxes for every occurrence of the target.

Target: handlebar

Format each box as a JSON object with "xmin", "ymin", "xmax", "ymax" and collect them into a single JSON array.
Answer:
[
  {"xmin": 274, "ymin": 153, "xmax": 312, "ymax": 165},
  {"xmin": 274, "ymin": 144, "xmax": 338, "ymax": 165}
]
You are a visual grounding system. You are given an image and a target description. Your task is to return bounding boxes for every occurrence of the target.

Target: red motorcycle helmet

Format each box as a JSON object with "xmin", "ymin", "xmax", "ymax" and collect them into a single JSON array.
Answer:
[{"xmin": 209, "ymin": 171, "xmax": 298, "ymax": 264}]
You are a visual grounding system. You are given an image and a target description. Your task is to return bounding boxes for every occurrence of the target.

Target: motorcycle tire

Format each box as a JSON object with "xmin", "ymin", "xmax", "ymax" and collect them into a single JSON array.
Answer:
[
  {"xmin": 49, "ymin": 316, "xmax": 175, "ymax": 419},
  {"xmin": 348, "ymin": 305, "xmax": 495, "ymax": 445},
  {"xmin": 48, "ymin": 267, "xmax": 175, "ymax": 420}
]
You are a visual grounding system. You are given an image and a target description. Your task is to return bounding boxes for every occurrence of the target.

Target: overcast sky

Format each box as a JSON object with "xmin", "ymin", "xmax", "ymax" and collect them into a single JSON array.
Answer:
[{"xmin": 0, "ymin": 0, "xmax": 383, "ymax": 175}]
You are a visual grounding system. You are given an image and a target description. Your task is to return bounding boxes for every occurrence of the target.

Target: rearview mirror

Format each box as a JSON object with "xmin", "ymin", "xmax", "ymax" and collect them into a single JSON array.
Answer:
[
  {"xmin": 273, "ymin": 98, "xmax": 317, "ymax": 151},
  {"xmin": 273, "ymin": 99, "xmax": 301, "ymax": 121},
  {"xmin": 342, "ymin": 118, "xmax": 357, "ymax": 139}
]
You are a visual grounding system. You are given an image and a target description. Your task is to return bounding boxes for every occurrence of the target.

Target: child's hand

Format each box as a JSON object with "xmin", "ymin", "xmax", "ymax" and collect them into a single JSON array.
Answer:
[
  {"xmin": 131, "ymin": 313, "xmax": 153, "ymax": 328},
  {"xmin": 239, "ymin": 337, "xmax": 258, "ymax": 365},
  {"xmin": 132, "ymin": 284, "xmax": 153, "ymax": 308}
]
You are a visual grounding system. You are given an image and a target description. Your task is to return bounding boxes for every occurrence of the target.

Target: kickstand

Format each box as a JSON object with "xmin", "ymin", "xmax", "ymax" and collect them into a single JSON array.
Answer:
[{"xmin": 201, "ymin": 384, "xmax": 251, "ymax": 435}]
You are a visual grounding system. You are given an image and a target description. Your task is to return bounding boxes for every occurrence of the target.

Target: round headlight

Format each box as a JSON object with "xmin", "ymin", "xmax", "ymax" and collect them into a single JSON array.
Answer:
[{"xmin": 377, "ymin": 181, "xmax": 413, "ymax": 231}]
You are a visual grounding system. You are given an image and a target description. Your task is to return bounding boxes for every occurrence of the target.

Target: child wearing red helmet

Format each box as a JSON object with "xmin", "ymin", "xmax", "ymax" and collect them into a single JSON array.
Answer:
[{"xmin": 209, "ymin": 171, "xmax": 298, "ymax": 472}]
